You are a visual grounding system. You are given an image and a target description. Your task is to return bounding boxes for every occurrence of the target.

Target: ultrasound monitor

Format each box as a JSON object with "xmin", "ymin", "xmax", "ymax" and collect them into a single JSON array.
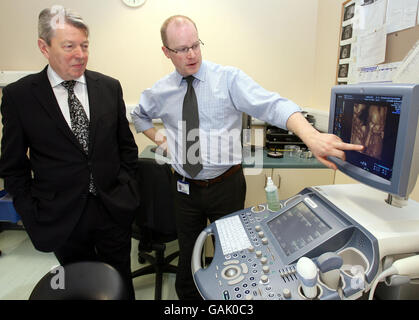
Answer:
[{"xmin": 328, "ymin": 83, "xmax": 419, "ymax": 200}]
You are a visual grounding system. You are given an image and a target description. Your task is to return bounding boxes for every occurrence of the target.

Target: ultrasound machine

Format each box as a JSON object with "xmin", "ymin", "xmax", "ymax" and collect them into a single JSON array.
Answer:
[{"xmin": 192, "ymin": 83, "xmax": 419, "ymax": 300}]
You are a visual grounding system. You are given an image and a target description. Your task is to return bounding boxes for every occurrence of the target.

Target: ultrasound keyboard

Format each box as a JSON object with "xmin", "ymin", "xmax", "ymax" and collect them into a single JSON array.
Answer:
[
  {"xmin": 216, "ymin": 216, "xmax": 252, "ymax": 256},
  {"xmin": 192, "ymin": 187, "xmax": 379, "ymax": 300}
]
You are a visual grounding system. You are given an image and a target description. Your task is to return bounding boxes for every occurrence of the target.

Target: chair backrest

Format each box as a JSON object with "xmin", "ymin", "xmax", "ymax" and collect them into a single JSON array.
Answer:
[
  {"xmin": 135, "ymin": 158, "xmax": 177, "ymax": 239},
  {"xmin": 29, "ymin": 261, "xmax": 129, "ymax": 300}
]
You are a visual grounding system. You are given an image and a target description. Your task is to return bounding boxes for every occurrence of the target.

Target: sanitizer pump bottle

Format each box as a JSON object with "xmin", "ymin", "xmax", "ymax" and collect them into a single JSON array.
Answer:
[{"xmin": 265, "ymin": 177, "xmax": 281, "ymax": 212}]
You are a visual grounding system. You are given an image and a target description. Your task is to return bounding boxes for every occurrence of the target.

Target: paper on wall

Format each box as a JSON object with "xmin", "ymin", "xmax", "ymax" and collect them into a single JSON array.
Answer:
[
  {"xmin": 356, "ymin": 26, "xmax": 387, "ymax": 68},
  {"xmin": 386, "ymin": 0, "xmax": 419, "ymax": 34},
  {"xmin": 356, "ymin": 61, "xmax": 401, "ymax": 83},
  {"xmin": 358, "ymin": 0, "xmax": 387, "ymax": 31}
]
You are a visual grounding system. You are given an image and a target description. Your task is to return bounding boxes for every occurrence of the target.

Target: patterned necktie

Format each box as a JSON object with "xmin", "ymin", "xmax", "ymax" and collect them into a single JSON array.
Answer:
[
  {"xmin": 182, "ymin": 76, "xmax": 203, "ymax": 178},
  {"xmin": 62, "ymin": 80, "xmax": 96, "ymax": 194}
]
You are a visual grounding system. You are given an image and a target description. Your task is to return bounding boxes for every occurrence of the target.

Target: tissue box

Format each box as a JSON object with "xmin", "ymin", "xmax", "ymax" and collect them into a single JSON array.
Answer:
[{"xmin": 0, "ymin": 190, "xmax": 21, "ymax": 223}]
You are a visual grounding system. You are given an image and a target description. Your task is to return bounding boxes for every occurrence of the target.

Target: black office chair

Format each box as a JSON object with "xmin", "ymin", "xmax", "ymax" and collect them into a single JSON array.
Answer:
[
  {"xmin": 29, "ymin": 261, "xmax": 129, "ymax": 300},
  {"xmin": 132, "ymin": 158, "xmax": 178, "ymax": 300}
]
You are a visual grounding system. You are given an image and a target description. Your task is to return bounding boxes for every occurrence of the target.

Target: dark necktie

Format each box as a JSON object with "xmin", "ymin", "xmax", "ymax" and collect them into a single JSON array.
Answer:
[
  {"xmin": 62, "ymin": 80, "xmax": 96, "ymax": 194},
  {"xmin": 182, "ymin": 76, "xmax": 203, "ymax": 178}
]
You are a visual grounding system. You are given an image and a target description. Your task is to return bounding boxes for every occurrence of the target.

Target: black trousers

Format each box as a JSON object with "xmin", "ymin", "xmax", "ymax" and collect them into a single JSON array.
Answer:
[
  {"xmin": 172, "ymin": 168, "xmax": 246, "ymax": 300},
  {"xmin": 53, "ymin": 195, "xmax": 134, "ymax": 300}
]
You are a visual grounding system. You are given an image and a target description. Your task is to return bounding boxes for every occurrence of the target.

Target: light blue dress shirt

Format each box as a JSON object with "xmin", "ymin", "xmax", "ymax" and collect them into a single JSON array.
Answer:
[{"xmin": 131, "ymin": 60, "xmax": 301, "ymax": 179}]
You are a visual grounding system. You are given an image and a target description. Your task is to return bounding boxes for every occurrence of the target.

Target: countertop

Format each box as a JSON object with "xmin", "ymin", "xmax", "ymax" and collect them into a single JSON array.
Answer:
[{"xmin": 139, "ymin": 145, "xmax": 327, "ymax": 169}]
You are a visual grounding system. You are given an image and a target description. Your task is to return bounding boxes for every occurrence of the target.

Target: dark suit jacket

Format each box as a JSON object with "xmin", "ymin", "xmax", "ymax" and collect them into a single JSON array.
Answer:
[{"xmin": 0, "ymin": 66, "xmax": 140, "ymax": 252}]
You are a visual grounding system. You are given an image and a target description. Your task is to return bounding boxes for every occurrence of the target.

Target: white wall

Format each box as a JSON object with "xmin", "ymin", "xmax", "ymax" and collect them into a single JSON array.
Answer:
[
  {"xmin": 0, "ymin": 0, "xmax": 323, "ymax": 107},
  {"xmin": 312, "ymin": 0, "xmax": 347, "ymax": 110}
]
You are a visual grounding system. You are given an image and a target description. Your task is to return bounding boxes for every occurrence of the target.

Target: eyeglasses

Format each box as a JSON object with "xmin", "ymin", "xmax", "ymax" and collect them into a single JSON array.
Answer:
[{"xmin": 165, "ymin": 39, "xmax": 204, "ymax": 55}]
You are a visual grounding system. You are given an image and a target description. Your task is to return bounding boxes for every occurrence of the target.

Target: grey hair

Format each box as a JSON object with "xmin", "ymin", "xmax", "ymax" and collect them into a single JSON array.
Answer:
[
  {"xmin": 38, "ymin": 6, "xmax": 89, "ymax": 45},
  {"xmin": 160, "ymin": 15, "xmax": 198, "ymax": 47}
]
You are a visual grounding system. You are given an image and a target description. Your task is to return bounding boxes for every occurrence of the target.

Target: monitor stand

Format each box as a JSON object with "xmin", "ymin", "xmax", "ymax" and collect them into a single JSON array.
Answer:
[{"xmin": 385, "ymin": 193, "xmax": 408, "ymax": 208}]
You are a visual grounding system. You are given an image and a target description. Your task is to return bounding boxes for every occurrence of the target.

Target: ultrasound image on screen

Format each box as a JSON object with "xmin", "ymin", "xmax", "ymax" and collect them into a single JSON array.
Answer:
[
  {"xmin": 333, "ymin": 94, "xmax": 401, "ymax": 181},
  {"xmin": 267, "ymin": 202, "xmax": 330, "ymax": 257},
  {"xmin": 350, "ymin": 104, "xmax": 388, "ymax": 160}
]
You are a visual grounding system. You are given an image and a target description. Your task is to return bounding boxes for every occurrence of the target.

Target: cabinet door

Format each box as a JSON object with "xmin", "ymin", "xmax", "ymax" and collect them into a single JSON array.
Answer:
[
  {"xmin": 273, "ymin": 168, "xmax": 335, "ymax": 200},
  {"xmin": 334, "ymin": 170, "xmax": 359, "ymax": 185},
  {"xmin": 243, "ymin": 168, "xmax": 272, "ymax": 208}
]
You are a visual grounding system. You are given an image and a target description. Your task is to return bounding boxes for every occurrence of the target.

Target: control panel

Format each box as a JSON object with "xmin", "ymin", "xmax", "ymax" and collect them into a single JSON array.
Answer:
[{"xmin": 192, "ymin": 187, "xmax": 379, "ymax": 300}]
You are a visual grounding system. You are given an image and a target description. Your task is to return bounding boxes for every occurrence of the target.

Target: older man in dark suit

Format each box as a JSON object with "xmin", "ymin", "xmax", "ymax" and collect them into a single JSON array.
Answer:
[{"xmin": 0, "ymin": 6, "xmax": 140, "ymax": 299}]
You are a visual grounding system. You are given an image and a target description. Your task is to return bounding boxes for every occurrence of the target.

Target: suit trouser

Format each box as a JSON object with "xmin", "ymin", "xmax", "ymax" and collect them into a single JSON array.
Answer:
[
  {"xmin": 171, "ymin": 168, "xmax": 246, "ymax": 300},
  {"xmin": 53, "ymin": 194, "xmax": 134, "ymax": 300}
]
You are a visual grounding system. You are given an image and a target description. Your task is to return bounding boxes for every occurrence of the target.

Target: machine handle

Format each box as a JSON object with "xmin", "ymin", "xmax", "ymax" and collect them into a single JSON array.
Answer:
[{"xmin": 192, "ymin": 226, "xmax": 214, "ymax": 274}]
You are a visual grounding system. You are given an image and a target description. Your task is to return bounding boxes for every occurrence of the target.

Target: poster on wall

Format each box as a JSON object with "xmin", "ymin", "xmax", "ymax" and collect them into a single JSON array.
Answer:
[
  {"xmin": 336, "ymin": 0, "xmax": 418, "ymax": 84},
  {"xmin": 338, "ymin": 0, "xmax": 389, "ymax": 84}
]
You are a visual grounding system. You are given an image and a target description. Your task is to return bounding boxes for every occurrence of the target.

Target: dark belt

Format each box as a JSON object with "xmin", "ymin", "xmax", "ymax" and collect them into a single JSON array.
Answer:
[{"xmin": 173, "ymin": 164, "xmax": 242, "ymax": 187}]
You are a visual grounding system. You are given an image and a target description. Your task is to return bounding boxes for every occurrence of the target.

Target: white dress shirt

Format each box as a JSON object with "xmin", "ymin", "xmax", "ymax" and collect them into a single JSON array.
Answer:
[{"xmin": 47, "ymin": 65, "xmax": 90, "ymax": 128}]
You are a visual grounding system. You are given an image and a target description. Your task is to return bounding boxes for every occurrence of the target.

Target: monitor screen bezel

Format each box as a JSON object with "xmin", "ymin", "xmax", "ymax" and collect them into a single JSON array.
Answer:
[{"xmin": 328, "ymin": 83, "xmax": 419, "ymax": 198}]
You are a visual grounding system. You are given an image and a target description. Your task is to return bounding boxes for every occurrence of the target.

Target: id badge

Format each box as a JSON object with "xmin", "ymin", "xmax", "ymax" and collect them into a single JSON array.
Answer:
[{"xmin": 177, "ymin": 179, "xmax": 190, "ymax": 195}]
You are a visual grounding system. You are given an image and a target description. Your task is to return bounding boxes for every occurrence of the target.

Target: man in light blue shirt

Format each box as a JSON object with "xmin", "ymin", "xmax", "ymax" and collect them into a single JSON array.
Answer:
[
  {"xmin": 133, "ymin": 59, "xmax": 302, "ymax": 179},
  {"xmin": 131, "ymin": 15, "xmax": 363, "ymax": 299}
]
